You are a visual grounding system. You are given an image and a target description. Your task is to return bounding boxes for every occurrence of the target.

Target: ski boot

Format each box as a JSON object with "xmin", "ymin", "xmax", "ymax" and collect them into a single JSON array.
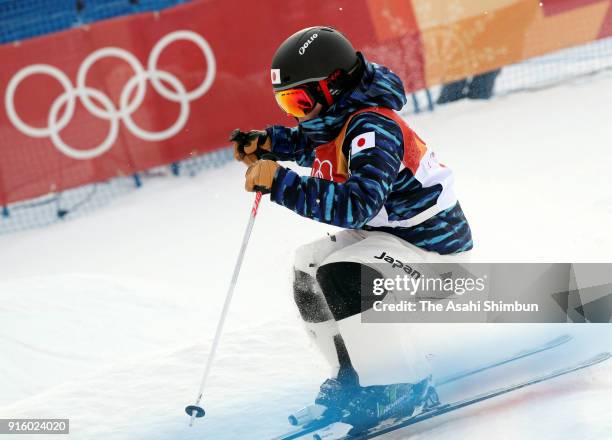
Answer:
[
  {"xmin": 315, "ymin": 378, "xmax": 358, "ymax": 408},
  {"xmin": 343, "ymin": 376, "xmax": 439, "ymax": 435}
]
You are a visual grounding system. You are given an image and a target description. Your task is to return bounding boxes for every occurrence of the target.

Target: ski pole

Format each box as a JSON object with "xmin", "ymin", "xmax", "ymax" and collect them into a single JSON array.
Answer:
[{"xmin": 185, "ymin": 191, "xmax": 264, "ymax": 426}]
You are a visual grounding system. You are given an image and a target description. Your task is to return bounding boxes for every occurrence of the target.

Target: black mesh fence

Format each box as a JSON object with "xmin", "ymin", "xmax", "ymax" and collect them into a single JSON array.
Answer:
[{"xmin": 0, "ymin": 148, "xmax": 233, "ymax": 234}]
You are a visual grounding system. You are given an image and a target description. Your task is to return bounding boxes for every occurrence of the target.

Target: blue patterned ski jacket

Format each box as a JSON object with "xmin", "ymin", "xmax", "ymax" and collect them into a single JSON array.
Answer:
[{"xmin": 266, "ymin": 55, "xmax": 472, "ymax": 255}]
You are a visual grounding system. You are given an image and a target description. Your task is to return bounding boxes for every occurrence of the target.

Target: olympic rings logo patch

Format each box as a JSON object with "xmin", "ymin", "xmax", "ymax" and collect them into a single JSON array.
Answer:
[
  {"xmin": 4, "ymin": 30, "xmax": 216, "ymax": 160},
  {"xmin": 311, "ymin": 158, "xmax": 334, "ymax": 181}
]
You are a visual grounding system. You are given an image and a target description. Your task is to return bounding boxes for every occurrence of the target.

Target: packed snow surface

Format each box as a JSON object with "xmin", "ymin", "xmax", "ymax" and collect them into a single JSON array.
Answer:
[{"xmin": 1, "ymin": 71, "xmax": 611, "ymax": 439}]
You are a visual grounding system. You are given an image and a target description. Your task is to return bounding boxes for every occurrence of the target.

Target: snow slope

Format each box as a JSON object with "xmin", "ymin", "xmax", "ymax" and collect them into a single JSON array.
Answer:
[{"xmin": 1, "ymin": 70, "xmax": 611, "ymax": 439}]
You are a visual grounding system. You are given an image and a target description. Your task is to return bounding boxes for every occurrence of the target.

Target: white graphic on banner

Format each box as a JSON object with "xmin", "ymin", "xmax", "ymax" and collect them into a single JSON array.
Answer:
[{"xmin": 4, "ymin": 30, "xmax": 216, "ymax": 160}]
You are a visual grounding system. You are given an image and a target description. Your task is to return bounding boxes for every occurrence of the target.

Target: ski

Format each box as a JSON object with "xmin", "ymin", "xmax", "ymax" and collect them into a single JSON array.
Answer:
[
  {"xmin": 273, "ymin": 334, "xmax": 572, "ymax": 440},
  {"xmin": 436, "ymin": 333, "xmax": 572, "ymax": 386},
  {"xmin": 314, "ymin": 352, "xmax": 611, "ymax": 440}
]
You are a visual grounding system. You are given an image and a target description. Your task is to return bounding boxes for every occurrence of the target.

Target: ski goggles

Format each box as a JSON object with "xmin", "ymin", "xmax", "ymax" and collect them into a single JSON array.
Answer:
[{"xmin": 274, "ymin": 87, "xmax": 316, "ymax": 118}]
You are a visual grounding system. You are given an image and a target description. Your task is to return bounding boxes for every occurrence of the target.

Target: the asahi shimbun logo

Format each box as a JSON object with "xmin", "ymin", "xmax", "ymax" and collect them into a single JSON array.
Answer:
[{"xmin": 299, "ymin": 33, "xmax": 318, "ymax": 55}]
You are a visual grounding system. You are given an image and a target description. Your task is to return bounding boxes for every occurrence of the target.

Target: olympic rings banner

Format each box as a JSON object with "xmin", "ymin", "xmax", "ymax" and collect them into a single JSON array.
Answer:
[{"xmin": 1, "ymin": 0, "xmax": 611, "ymax": 204}]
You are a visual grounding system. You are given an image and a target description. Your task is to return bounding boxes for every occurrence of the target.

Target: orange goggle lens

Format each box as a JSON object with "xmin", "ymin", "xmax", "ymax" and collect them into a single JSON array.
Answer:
[{"xmin": 274, "ymin": 88, "xmax": 315, "ymax": 118}]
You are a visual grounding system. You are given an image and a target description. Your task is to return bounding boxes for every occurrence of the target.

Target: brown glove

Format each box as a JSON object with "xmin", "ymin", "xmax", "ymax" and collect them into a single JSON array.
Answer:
[
  {"xmin": 245, "ymin": 159, "xmax": 280, "ymax": 193},
  {"xmin": 230, "ymin": 129, "xmax": 272, "ymax": 166}
]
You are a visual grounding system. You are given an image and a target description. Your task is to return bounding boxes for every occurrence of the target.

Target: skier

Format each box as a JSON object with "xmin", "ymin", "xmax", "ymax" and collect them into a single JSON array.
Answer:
[{"xmin": 231, "ymin": 26, "xmax": 473, "ymax": 433}]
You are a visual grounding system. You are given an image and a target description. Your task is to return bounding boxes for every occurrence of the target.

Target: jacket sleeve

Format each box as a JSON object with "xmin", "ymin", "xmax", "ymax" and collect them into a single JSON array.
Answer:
[
  {"xmin": 270, "ymin": 113, "xmax": 403, "ymax": 228},
  {"xmin": 265, "ymin": 125, "xmax": 316, "ymax": 167}
]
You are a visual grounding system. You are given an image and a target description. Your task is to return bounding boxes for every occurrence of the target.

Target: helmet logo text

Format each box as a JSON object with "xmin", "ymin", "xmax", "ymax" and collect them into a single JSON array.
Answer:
[{"xmin": 299, "ymin": 33, "xmax": 318, "ymax": 56}]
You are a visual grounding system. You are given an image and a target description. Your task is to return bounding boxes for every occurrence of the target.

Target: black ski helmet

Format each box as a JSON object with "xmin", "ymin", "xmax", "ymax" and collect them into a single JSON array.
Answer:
[{"xmin": 270, "ymin": 26, "xmax": 362, "ymax": 109}]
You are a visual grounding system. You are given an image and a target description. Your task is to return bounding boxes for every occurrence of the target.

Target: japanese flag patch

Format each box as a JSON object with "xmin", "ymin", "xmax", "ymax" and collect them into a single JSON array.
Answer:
[
  {"xmin": 351, "ymin": 131, "xmax": 376, "ymax": 156},
  {"xmin": 271, "ymin": 69, "xmax": 281, "ymax": 84}
]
